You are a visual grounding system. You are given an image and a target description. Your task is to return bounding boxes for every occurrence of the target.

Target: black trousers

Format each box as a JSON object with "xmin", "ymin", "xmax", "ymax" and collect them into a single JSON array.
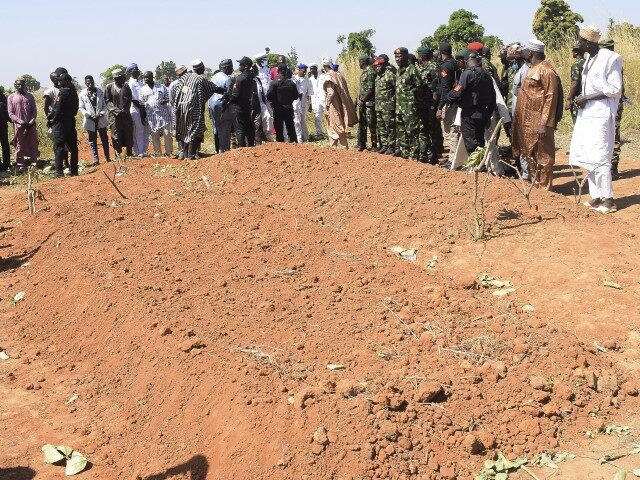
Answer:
[
  {"xmin": 273, "ymin": 106, "xmax": 297, "ymax": 143},
  {"xmin": 232, "ymin": 105, "xmax": 255, "ymax": 148},
  {"xmin": 460, "ymin": 111, "xmax": 486, "ymax": 156},
  {"xmin": 0, "ymin": 125, "xmax": 10, "ymax": 170},
  {"xmin": 52, "ymin": 122, "xmax": 78, "ymax": 175}
]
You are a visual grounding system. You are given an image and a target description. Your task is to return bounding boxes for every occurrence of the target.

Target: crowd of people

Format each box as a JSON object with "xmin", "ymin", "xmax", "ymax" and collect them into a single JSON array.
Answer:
[{"xmin": 0, "ymin": 24, "xmax": 624, "ymax": 213}]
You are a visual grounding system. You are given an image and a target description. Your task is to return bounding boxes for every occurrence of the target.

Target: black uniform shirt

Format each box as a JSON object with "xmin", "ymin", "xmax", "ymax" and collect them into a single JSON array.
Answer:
[
  {"xmin": 50, "ymin": 86, "xmax": 79, "ymax": 125},
  {"xmin": 445, "ymin": 66, "xmax": 496, "ymax": 116},
  {"xmin": 230, "ymin": 72, "xmax": 253, "ymax": 109},
  {"xmin": 437, "ymin": 58, "xmax": 459, "ymax": 109},
  {"xmin": 266, "ymin": 78, "xmax": 299, "ymax": 109}
]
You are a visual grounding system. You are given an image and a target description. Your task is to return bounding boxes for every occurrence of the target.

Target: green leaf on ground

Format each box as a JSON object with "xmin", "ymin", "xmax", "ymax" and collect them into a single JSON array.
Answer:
[
  {"xmin": 65, "ymin": 451, "xmax": 88, "ymax": 476},
  {"xmin": 42, "ymin": 444, "xmax": 65, "ymax": 464}
]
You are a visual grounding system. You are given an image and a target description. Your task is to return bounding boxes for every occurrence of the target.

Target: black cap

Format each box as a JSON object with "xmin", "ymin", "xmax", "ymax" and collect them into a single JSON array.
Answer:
[
  {"xmin": 237, "ymin": 56, "xmax": 253, "ymax": 67},
  {"xmin": 55, "ymin": 67, "xmax": 68, "ymax": 76},
  {"xmin": 219, "ymin": 59, "xmax": 233, "ymax": 68},
  {"xmin": 58, "ymin": 73, "xmax": 71, "ymax": 83},
  {"xmin": 439, "ymin": 43, "xmax": 452, "ymax": 55},
  {"xmin": 277, "ymin": 63, "xmax": 288, "ymax": 74},
  {"xmin": 482, "ymin": 46, "xmax": 491, "ymax": 56}
]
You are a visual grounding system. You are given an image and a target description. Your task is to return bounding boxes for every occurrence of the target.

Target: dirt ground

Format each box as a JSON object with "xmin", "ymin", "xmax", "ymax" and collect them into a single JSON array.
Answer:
[{"xmin": 1, "ymin": 143, "xmax": 639, "ymax": 480}]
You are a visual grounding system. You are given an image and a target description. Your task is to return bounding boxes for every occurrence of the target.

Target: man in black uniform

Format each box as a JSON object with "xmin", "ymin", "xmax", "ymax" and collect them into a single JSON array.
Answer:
[
  {"xmin": 435, "ymin": 43, "xmax": 460, "ymax": 165},
  {"xmin": 231, "ymin": 56, "xmax": 256, "ymax": 147},
  {"xmin": 49, "ymin": 73, "xmax": 79, "ymax": 177},
  {"xmin": 267, "ymin": 64, "xmax": 298, "ymax": 143},
  {"xmin": 444, "ymin": 52, "xmax": 496, "ymax": 156},
  {"xmin": 0, "ymin": 87, "xmax": 10, "ymax": 171}
]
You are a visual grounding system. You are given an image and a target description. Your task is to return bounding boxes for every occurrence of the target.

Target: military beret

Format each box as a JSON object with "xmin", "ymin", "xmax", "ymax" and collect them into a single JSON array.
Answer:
[
  {"xmin": 599, "ymin": 38, "xmax": 615, "ymax": 49},
  {"xmin": 378, "ymin": 54, "xmax": 390, "ymax": 62},
  {"xmin": 455, "ymin": 49, "xmax": 469, "ymax": 60},
  {"xmin": 394, "ymin": 47, "xmax": 409, "ymax": 55},
  {"xmin": 416, "ymin": 46, "xmax": 432, "ymax": 55},
  {"xmin": 237, "ymin": 56, "xmax": 253, "ymax": 67},
  {"xmin": 372, "ymin": 57, "xmax": 385, "ymax": 66},
  {"xmin": 468, "ymin": 42, "xmax": 484, "ymax": 52},
  {"xmin": 357, "ymin": 54, "xmax": 370, "ymax": 63}
]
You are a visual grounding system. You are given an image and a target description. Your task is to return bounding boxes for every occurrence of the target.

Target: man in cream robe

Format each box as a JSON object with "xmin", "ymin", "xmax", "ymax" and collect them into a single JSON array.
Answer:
[
  {"xmin": 569, "ymin": 25, "xmax": 623, "ymax": 214},
  {"xmin": 321, "ymin": 57, "xmax": 357, "ymax": 148}
]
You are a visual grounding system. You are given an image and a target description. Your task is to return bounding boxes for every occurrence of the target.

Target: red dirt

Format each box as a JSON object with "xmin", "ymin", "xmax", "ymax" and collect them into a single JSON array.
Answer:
[{"xmin": 1, "ymin": 143, "xmax": 639, "ymax": 479}]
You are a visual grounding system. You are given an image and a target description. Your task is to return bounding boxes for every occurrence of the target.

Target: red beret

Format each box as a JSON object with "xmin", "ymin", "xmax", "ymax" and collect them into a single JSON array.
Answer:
[
  {"xmin": 468, "ymin": 42, "xmax": 484, "ymax": 52},
  {"xmin": 372, "ymin": 58, "xmax": 385, "ymax": 66}
]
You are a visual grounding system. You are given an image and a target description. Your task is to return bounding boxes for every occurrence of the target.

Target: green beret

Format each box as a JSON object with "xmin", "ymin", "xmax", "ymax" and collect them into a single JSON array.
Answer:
[
  {"xmin": 455, "ymin": 48, "xmax": 469, "ymax": 60},
  {"xmin": 394, "ymin": 47, "xmax": 409, "ymax": 55},
  {"xmin": 416, "ymin": 46, "xmax": 432, "ymax": 55},
  {"xmin": 357, "ymin": 54, "xmax": 370, "ymax": 63}
]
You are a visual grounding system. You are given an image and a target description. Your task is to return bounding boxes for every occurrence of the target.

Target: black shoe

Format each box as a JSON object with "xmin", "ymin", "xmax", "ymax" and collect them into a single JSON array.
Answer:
[
  {"xmin": 357, "ymin": 146, "xmax": 366, "ymax": 152},
  {"xmin": 377, "ymin": 147, "xmax": 388, "ymax": 155},
  {"xmin": 53, "ymin": 172, "xmax": 64, "ymax": 178},
  {"xmin": 393, "ymin": 151, "xmax": 402, "ymax": 157}
]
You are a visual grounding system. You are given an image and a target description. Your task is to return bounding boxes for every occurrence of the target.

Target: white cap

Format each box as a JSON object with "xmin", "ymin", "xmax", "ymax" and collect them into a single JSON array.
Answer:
[
  {"xmin": 192, "ymin": 58, "xmax": 204, "ymax": 67},
  {"xmin": 321, "ymin": 57, "xmax": 333, "ymax": 66},
  {"xmin": 525, "ymin": 39, "xmax": 545, "ymax": 53},
  {"xmin": 308, "ymin": 62, "xmax": 318, "ymax": 68}
]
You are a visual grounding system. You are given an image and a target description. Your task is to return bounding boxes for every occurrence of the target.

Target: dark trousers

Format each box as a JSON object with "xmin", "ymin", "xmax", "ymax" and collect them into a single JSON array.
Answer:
[
  {"xmin": 232, "ymin": 105, "xmax": 255, "ymax": 148},
  {"xmin": 357, "ymin": 103, "xmax": 377, "ymax": 148},
  {"xmin": 273, "ymin": 106, "xmax": 297, "ymax": 143},
  {"xmin": 460, "ymin": 111, "xmax": 486, "ymax": 156},
  {"xmin": 0, "ymin": 125, "xmax": 10, "ymax": 170},
  {"xmin": 53, "ymin": 122, "xmax": 78, "ymax": 175},
  {"xmin": 87, "ymin": 128, "xmax": 110, "ymax": 162}
]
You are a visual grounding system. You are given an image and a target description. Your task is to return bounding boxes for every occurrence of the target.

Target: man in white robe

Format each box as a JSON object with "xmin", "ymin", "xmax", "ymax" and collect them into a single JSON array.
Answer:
[
  {"xmin": 569, "ymin": 25, "xmax": 623, "ymax": 214},
  {"xmin": 292, "ymin": 64, "xmax": 312, "ymax": 143},
  {"xmin": 309, "ymin": 64, "xmax": 325, "ymax": 139}
]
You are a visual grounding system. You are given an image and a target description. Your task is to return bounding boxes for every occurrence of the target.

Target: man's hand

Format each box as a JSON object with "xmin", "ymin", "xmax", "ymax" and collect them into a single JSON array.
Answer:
[
  {"xmin": 564, "ymin": 99, "xmax": 572, "ymax": 111},
  {"xmin": 574, "ymin": 95, "xmax": 588, "ymax": 108},
  {"xmin": 435, "ymin": 109, "xmax": 442, "ymax": 121},
  {"xmin": 538, "ymin": 125, "xmax": 547, "ymax": 140}
]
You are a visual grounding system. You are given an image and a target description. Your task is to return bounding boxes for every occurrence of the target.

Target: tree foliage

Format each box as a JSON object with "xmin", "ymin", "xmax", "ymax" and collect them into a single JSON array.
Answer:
[
  {"xmin": 155, "ymin": 61, "xmax": 177, "ymax": 82},
  {"xmin": 607, "ymin": 19, "xmax": 640, "ymax": 38},
  {"xmin": 288, "ymin": 47, "xmax": 299, "ymax": 67},
  {"xmin": 19, "ymin": 74, "xmax": 40, "ymax": 92},
  {"xmin": 100, "ymin": 64, "xmax": 126, "ymax": 86},
  {"xmin": 533, "ymin": 0, "xmax": 584, "ymax": 48},
  {"xmin": 337, "ymin": 29, "xmax": 376, "ymax": 57},
  {"xmin": 482, "ymin": 35, "xmax": 504, "ymax": 51},
  {"xmin": 421, "ymin": 10, "xmax": 485, "ymax": 49}
]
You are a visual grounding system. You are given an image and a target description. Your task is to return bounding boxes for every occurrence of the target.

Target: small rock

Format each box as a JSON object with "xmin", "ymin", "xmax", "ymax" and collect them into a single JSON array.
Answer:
[
  {"xmin": 415, "ymin": 381, "xmax": 443, "ymax": 403},
  {"xmin": 313, "ymin": 426, "xmax": 329, "ymax": 446},
  {"xmin": 311, "ymin": 444, "xmax": 324, "ymax": 455},
  {"xmin": 477, "ymin": 432, "xmax": 496, "ymax": 450},
  {"xmin": 553, "ymin": 382, "xmax": 575, "ymax": 401},
  {"xmin": 160, "ymin": 326, "xmax": 172, "ymax": 336},
  {"xmin": 179, "ymin": 338, "xmax": 205, "ymax": 353},
  {"xmin": 522, "ymin": 304, "xmax": 535, "ymax": 314},
  {"xmin": 462, "ymin": 433, "xmax": 484, "ymax": 455},
  {"xmin": 529, "ymin": 376, "xmax": 548, "ymax": 391},
  {"xmin": 326, "ymin": 431, "xmax": 338, "ymax": 444}
]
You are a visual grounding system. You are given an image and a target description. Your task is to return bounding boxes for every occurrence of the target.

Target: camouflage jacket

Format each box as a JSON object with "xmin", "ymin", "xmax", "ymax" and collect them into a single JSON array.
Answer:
[
  {"xmin": 375, "ymin": 68, "xmax": 396, "ymax": 111},
  {"xmin": 417, "ymin": 61, "xmax": 439, "ymax": 106},
  {"xmin": 359, "ymin": 66, "xmax": 376, "ymax": 106},
  {"xmin": 396, "ymin": 64, "xmax": 423, "ymax": 113},
  {"xmin": 570, "ymin": 58, "xmax": 585, "ymax": 93},
  {"xmin": 482, "ymin": 58, "xmax": 499, "ymax": 83}
]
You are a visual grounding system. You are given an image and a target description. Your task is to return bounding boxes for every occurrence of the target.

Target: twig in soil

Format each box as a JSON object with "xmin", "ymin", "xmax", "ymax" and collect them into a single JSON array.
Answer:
[
  {"xmin": 381, "ymin": 297, "xmax": 419, "ymax": 339},
  {"xmin": 521, "ymin": 466, "xmax": 541, "ymax": 480},
  {"xmin": 499, "ymin": 159, "xmax": 537, "ymax": 209},
  {"xmin": 569, "ymin": 161, "xmax": 609, "ymax": 205},
  {"xmin": 201, "ymin": 175, "xmax": 212, "ymax": 190},
  {"xmin": 27, "ymin": 166, "xmax": 36, "ymax": 214},
  {"xmin": 237, "ymin": 346, "xmax": 284, "ymax": 374},
  {"xmin": 103, "ymin": 165, "xmax": 128, "ymax": 199}
]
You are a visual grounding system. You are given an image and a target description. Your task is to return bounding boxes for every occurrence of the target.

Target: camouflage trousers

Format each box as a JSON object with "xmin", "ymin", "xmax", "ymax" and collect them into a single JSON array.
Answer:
[
  {"xmin": 396, "ymin": 108, "xmax": 420, "ymax": 159},
  {"xmin": 376, "ymin": 108, "xmax": 395, "ymax": 151},
  {"xmin": 612, "ymin": 101, "xmax": 623, "ymax": 170},
  {"xmin": 357, "ymin": 103, "xmax": 377, "ymax": 149},
  {"xmin": 418, "ymin": 104, "xmax": 441, "ymax": 163}
]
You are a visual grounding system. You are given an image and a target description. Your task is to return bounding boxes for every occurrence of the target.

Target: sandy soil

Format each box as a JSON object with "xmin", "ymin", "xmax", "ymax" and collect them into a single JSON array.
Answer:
[{"xmin": 1, "ymin": 144, "xmax": 639, "ymax": 479}]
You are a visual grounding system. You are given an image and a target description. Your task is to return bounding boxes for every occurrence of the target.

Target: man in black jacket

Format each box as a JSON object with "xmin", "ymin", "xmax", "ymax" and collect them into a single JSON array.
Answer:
[
  {"xmin": 231, "ymin": 56, "xmax": 255, "ymax": 147},
  {"xmin": 267, "ymin": 64, "xmax": 298, "ymax": 143},
  {"xmin": 435, "ymin": 43, "xmax": 460, "ymax": 164},
  {"xmin": 0, "ymin": 88, "xmax": 10, "ymax": 171},
  {"xmin": 49, "ymin": 73, "xmax": 79, "ymax": 177}
]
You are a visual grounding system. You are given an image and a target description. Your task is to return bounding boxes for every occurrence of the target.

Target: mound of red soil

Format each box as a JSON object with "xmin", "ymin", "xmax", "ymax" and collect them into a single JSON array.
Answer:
[{"xmin": 1, "ymin": 144, "xmax": 639, "ymax": 479}]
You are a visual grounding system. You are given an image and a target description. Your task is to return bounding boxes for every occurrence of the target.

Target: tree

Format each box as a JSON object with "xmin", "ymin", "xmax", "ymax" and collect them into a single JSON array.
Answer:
[
  {"xmin": 288, "ymin": 47, "xmax": 299, "ymax": 67},
  {"xmin": 533, "ymin": 0, "xmax": 584, "ymax": 48},
  {"xmin": 155, "ymin": 61, "xmax": 177, "ymax": 82},
  {"xmin": 421, "ymin": 10, "xmax": 485, "ymax": 49},
  {"xmin": 337, "ymin": 29, "xmax": 376, "ymax": 58},
  {"xmin": 607, "ymin": 19, "xmax": 640, "ymax": 38},
  {"xmin": 100, "ymin": 64, "xmax": 126, "ymax": 86},
  {"xmin": 482, "ymin": 35, "xmax": 504, "ymax": 51},
  {"xmin": 19, "ymin": 74, "xmax": 40, "ymax": 92}
]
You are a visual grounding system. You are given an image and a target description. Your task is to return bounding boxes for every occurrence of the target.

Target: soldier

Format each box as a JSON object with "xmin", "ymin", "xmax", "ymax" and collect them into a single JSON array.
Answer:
[
  {"xmin": 600, "ymin": 38, "xmax": 624, "ymax": 179},
  {"xmin": 373, "ymin": 57, "xmax": 396, "ymax": 155},
  {"xmin": 357, "ymin": 55, "xmax": 377, "ymax": 151},
  {"xmin": 416, "ymin": 46, "xmax": 439, "ymax": 164},
  {"xmin": 378, "ymin": 54, "xmax": 397, "ymax": 75},
  {"xmin": 481, "ymin": 46, "xmax": 500, "ymax": 83},
  {"xmin": 566, "ymin": 43, "xmax": 585, "ymax": 124},
  {"xmin": 394, "ymin": 47, "xmax": 423, "ymax": 160},
  {"xmin": 49, "ymin": 73, "xmax": 79, "ymax": 177}
]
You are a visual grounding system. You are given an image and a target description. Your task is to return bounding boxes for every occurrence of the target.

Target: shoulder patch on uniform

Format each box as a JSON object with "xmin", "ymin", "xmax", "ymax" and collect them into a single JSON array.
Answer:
[
  {"xmin": 441, "ymin": 71, "xmax": 448, "ymax": 77},
  {"xmin": 453, "ymin": 85, "xmax": 462, "ymax": 92}
]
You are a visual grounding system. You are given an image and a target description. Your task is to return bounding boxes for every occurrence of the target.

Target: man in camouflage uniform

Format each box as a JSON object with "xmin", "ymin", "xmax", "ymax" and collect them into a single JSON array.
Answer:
[
  {"xmin": 600, "ymin": 39, "xmax": 624, "ymax": 178},
  {"xmin": 394, "ymin": 47, "xmax": 423, "ymax": 160},
  {"xmin": 481, "ymin": 46, "xmax": 500, "ymax": 83},
  {"xmin": 416, "ymin": 46, "xmax": 440, "ymax": 164},
  {"xmin": 357, "ymin": 55, "xmax": 377, "ymax": 152},
  {"xmin": 566, "ymin": 43, "xmax": 585, "ymax": 124},
  {"xmin": 373, "ymin": 57, "xmax": 396, "ymax": 155}
]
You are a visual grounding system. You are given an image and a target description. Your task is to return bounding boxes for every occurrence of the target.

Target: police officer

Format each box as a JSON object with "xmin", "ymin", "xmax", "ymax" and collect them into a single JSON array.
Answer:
[
  {"xmin": 49, "ymin": 73, "xmax": 79, "ymax": 177},
  {"xmin": 394, "ymin": 47, "xmax": 423, "ymax": 160},
  {"xmin": 435, "ymin": 43, "xmax": 460, "ymax": 165},
  {"xmin": 357, "ymin": 55, "xmax": 377, "ymax": 152},
  {"xmin": 267, "ymin": 64, "xmax": 299, "ymax": 143},
  {"xmin": 444, "ymin": 51, "xmax": 496, "ymax": 156},
  {"xmin": 416, "ymin": 46, "xmax": 439, "ymax": 163},
  {"xmin": 231, "ymin": 56, "xmax": 256, "ymax": 147}
]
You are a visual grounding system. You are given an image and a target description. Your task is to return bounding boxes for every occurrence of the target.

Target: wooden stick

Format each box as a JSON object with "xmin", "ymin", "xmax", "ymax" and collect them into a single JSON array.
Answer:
[{"xmin": 103, "ymin": 168, "xmax": 128, "ymax": 199}]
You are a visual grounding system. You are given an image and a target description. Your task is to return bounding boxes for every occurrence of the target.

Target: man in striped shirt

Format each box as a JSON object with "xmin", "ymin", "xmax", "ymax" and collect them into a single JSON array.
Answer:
[{"xmin": 140, "ymin": 71, "xmax": 172, "ymax": 157}]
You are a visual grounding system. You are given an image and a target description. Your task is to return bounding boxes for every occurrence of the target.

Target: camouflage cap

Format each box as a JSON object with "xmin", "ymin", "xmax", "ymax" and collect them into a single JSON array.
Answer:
[{"xmin": 599, "ymin": 38, "xmax": 615, "ymax": 49}]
